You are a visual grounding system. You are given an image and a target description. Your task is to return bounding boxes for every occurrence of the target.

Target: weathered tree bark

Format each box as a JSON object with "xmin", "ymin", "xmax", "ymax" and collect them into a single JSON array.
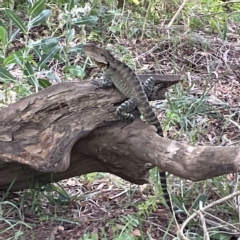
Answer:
[{"xmin": 0, "ymin": 75, "xmax": 239, "ymax": 191}]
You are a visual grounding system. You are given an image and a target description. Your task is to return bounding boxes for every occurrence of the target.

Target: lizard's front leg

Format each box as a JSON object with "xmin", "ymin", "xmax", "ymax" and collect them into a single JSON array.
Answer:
[{"xmin": 92, "ymin": 75, "xmax": 113, "ymax": 88}]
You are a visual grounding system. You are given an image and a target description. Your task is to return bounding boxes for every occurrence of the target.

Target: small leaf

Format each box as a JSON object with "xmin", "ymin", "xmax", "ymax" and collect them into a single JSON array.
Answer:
[
  {"xmin": 66, "ymin": 28, "xmax": 75, "ymax": 44},
  {"xmin": 5, "ymin": 9, "xmax": 27, "ymax": 34},
  {"xmin": 192, "ymin": 194, "xmax": 207, "ymax": 210},
  {"xmin": 38, "ymin": 46, "xmax": 60, "ymax": 70},
  {"xmin": 39, "ymin": 37, "xmax": 59, "ymax": 52},
  {"xmin": 210, "ymin": 232, "xmax": 231, "ymax": 240},
  {"xmin": 24, "ymin": 62, "xmax": 38, "ymax": 87},
  {"xmin": 0, "ymin": 66, "xmax": 16, "ymax": 82},
  {"xmin": 32, "ymin": 37, "xmax": 59, "ymax": 53},
  {"xmin": 65, "ymin": 66, "xmax": 85, "ymax": 78},
  {"xmin": 72, "ymin": 16, "xmax": 98, "ymax": 25},
  {"xmin": 13, "ymin": 53, "xmax": 23, "ymax": 66},
  {"xmin": 67, "ymin": 0, "xmax": 75, "ymax": 11},
  {"xmin": 47, "ymin": 72, "xmax": 61, "ymax": 82},
  {"xmin": 31, "ymin": 47, "xmax": 42, "ymax": 60},
  {"xmin": 38, "ymin": 78, "xmax": 51, "ymax": 88},
  {"xmin": 28, "ymin": 9, "xmax": 51, "ymax": 29},
  {"xmin": 28, "ymin": 0, "xmax": 46, "ymax": 16},
  {"xmin": 9, "ymin": 29, "xmax": 20, "ymax": 43},
  {"xmin": 0, "ymin": 26, "xmax": 8, "ymax": 48},
  {"xmin": 4, "ymin": 50, "xmax": 32, "ymax": 66},
  {"xmin": 0, "ymin": 19, "xmax": 7, "ymax": 29}
]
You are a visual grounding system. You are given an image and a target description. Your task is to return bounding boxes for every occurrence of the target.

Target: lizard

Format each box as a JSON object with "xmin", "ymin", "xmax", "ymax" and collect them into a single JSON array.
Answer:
[{"xmin": 82, "ymin": 44, "xmax": 172, "ymax": 214}]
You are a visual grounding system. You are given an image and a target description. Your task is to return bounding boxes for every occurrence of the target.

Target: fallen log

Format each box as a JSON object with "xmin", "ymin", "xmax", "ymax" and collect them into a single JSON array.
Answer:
[{"xmin": 0, "ymin": 74, "xmax": 239, "ymax": 191}]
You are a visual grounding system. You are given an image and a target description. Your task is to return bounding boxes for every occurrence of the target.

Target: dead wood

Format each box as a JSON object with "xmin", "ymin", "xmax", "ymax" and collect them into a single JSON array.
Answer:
[{"xmin": 0, "ymin": 74, "xmax": 239, "ymax": 191}]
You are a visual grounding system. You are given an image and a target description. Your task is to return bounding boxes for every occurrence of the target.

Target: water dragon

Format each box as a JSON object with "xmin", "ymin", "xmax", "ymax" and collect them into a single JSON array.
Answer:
[{"xmin": 82, "ymin": 44, "xmax": 172, "ymax": 213}]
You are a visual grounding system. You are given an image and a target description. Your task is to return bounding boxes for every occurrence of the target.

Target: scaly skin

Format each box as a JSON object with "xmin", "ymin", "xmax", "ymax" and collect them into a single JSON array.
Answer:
[{"xmin": 82, "ymin": 44, "xmax": 172, "ymax": 213}]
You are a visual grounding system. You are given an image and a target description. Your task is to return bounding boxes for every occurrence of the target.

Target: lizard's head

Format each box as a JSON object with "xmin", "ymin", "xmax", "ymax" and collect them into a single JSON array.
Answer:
[{"xmin": 82, "ymin": 44, "xmax": 109, "ymax": 69}]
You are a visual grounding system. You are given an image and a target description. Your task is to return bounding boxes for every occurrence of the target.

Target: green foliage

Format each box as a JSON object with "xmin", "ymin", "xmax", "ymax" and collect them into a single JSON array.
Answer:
[
  {"xmin": 0, "ymin": 6, "xmax": 54, "ymax": 92},
  {"xmin": 210, "ymin": 15, "xmax": 228, "ymax": 40},
  {"xmin": 80, "ymin": 172, "xmax": 106, "ymax": 183},
  {"xmin": 0, "ymin": 0, "xmax": 97, "ymax": 102},
  {"xmin": 5, "ymin": 9, "xmax": 28, "ymax": 35},
  {"xmin": 117, "ymin": 215, "xmax": 140, "ymax": 239},
  {"xmin": 0, "ymin": 66, "xmax": 16, "ymax": 83},
  {"xmin": 186, "ymin": 0, "xmax": 240, "ymax": 36},
  {"xmin": 163, "ymin": 81, "xmax": 220, "ymax": 143},
  {"xmin": 28, "ymin": 0, "xmax": 46, "ymax": 16},
  {"xmin": 0, "ymin": 201, "xmax": 32, "ymax": 235},
  {"xmin": 78, "ymin": 233, "xmax": 99, "ymax": 240},
  {"xmin": 39, "ymin": 183, "xmax": 72, "ymax": 205},
  {"xmin": 0, "ymin": 26, "xmax": 8, "ymax": 48},
  {"xmin": 28, "ymin": 9, "xmax": 52, "ymax": 29},
  {"xmin": 136, "ymin": 196, "xmax": 157, "ymax": 216}
]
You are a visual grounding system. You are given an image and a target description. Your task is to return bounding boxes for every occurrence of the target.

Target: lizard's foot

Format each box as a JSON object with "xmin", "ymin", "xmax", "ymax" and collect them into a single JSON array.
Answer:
[
  {"xmin": 92, "ymin": 79, "xmax": 101, "ymax": 86},
  {"xmin": 115, "ymin": 98, "xmax": 137, "ymax": 124},
  {"xmin": 92, "ymin": 78, "xmax": 113, "ymax": 88},
  {"xmin": 120, "ymin": 118, "xmax": 134, "ymax": 129},
  {"xmin": 116, "ymin": 109, "xmax": 134, "ymax": 123},
  {"xmin": 114, "ymin": 111, "xmax": 134, "ymax": 129}
]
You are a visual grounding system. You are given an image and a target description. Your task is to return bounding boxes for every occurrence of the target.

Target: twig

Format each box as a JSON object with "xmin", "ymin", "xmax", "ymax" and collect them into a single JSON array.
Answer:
[
  {"xmin": 140, "ymin": 1, "xmax": 151, "ymax": 41},
  {"xmin": 204, "ymin": 211, "xmax": 240, "ymax": 232},
  {"xmin": 167, "ymin": 0, "xmax": 189, "ymax": 28},
  {"xmin": 205, "ymin": 218, "xmax": 240, "ymax": 235},
  {"xmin": 198, "ymin": 201, "xmax": 210, "ymax": 240},
  {"xmin": 178, "ymin": 190, "xmax": 240, "ymax": 237},
  {"xmin": 228, "ymin": 119, "xmax": 240, "ymax": 130},
  {"xmin": 134, "ymin": 43, "xmax": 160, "ymax": 60},
  {"xmin": 144, "ymin": 219, "xmax": 176, "ymax": 239},
  {"xmin": 108, "ymin": 189, "xmax": 128, "ymax": 199}
]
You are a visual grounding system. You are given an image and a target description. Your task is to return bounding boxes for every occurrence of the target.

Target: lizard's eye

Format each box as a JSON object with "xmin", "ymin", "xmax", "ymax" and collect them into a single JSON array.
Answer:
[{"xmin": 100, "ymin": 53, "xmax": 105, "ymax": 57}]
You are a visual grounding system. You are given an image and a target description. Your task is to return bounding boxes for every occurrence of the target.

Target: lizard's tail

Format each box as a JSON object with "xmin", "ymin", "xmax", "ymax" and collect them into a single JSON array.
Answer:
[
  {"xmin": 159, "ymin": 171, "xmax": 173, "ymax": 213},
  {"xmin": 136, "ymin": 91, "xmax": 163, "ymax": 135}
]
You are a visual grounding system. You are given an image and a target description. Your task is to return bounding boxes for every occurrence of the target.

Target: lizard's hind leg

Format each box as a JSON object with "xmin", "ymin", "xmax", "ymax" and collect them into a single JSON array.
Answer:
[
  {"xmin": 143, "ymin": 77, "xmax": 163, "ymax": 101},
  {"xmin": 116, "ymin": 98, "xmax": 138, "ymax": 122}
]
